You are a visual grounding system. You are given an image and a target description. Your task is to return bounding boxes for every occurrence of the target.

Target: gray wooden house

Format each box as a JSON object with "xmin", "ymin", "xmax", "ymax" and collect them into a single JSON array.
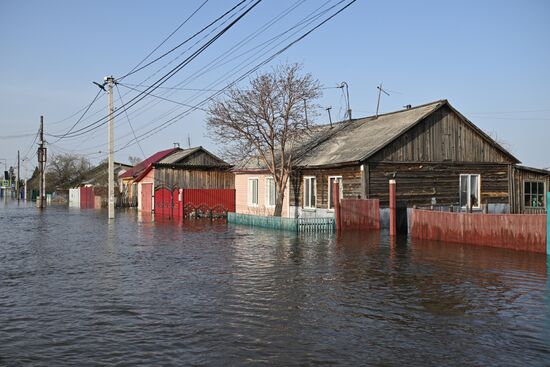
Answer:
[{"xmin": 284, "ymin": 99, "xmax": 547, "ymax": 216}]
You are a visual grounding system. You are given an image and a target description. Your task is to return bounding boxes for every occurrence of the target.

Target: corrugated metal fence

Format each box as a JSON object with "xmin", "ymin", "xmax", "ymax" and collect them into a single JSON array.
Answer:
[
  {"xmin": 411, "ymin": 209, "xmax": 547, "ymax": 253},
  {"xmin": 339, "ymin": 199, "xmax": 380, "ymax": 230}
]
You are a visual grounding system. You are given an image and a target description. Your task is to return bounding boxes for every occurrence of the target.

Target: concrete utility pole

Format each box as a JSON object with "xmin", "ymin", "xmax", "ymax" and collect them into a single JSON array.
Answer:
[
  {"xmin": 37, "ymin": 115, "xmax": 46, "ymax": 209},
  {"xmin": 16, "ymin": 150, "xmax": 20, "ymax": 202},
  {"xmin": 106, "ymin": 76, "xmax": 115, "ymax": 219}
]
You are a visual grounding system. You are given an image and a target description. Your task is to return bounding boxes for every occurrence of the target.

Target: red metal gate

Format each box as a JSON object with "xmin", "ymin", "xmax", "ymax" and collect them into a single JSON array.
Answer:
[
  {"xmin": 80, "ymin": 187, "xmax": 94, "ymax": 209},
  {"xmin": 154, "ymin": 187, "xmax": 172, "ymax": 217}
]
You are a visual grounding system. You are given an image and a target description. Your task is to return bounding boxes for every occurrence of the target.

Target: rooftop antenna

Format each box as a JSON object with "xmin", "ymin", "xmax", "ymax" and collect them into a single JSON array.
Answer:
[
  {"xmin": 376, "ymin": 83, "xmax": 390, "ymax": 117},
  {"xmin": 326, "ymin": 106, "xmax": 333, "ymax": 127},
  {"xmin": 337, "ymin": 81, "xmax": 352, "ymax": 121},
  {"xmin": 187, "ymin": 133, "xmax": 191, "ymax": 148}
]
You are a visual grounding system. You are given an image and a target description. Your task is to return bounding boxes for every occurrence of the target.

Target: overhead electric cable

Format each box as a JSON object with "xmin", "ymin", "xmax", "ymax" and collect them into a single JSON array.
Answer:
[{"xmin": 52, "ymin": 0, "xmax": 262, "ymax": 140}]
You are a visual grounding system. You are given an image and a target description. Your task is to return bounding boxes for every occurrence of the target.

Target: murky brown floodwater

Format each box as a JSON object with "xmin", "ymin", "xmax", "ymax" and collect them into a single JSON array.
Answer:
[{"xmin": 1, "ymin": 200, "xmax": 549, "ymax": 366}]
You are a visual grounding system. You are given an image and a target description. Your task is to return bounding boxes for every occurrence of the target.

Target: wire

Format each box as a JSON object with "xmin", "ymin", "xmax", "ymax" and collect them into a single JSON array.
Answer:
[
  {"xmin": 53, "ymin": 0, "xmax": 262, "ymax": 140},
  {"xmin": 115, "ymin": 84, "xmax": 147, "ymax": 158},
  {"xmin": 118, "ymin": 0, "xmax": 248, "ymax": 81},
  {"xmin": 51, "ymin": 0, "xmax": 355, "ymax": 157},
  {"xmin": 118, "ymin": 83, "xmax": 209, "ymax": 111},
  {"xmin": 113, "ymin": 0, "xmax": 357, "ymax": 153},
  {"xmin": 124, "ymin": 0, "xmax": 209, "ymax": 78},
  {"xmin": 50, "ymin": 88, "xmax": 104, "ymax": 142},
  {"xmin": 21, "ymin": 130, "xmax": 40, "ymax": 160}
]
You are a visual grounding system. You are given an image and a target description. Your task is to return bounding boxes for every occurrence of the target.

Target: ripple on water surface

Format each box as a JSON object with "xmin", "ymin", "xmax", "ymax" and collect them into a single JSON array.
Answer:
[{"xmin": 0, "ymin": 202, "xmax": 549, "ymax": 366}]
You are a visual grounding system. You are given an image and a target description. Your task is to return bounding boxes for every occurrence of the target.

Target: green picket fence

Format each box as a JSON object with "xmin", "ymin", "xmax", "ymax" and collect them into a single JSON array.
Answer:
[{"xmin": 228, "ymin": 213, "xmax": 335, "ymax": 233}]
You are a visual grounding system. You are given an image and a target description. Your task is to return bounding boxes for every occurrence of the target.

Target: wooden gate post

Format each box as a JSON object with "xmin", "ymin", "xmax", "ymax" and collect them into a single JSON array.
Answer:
[
  {"xmin": 334, "ymin": 182, "xmax": 341, "ymax": 231},
  {"xmin": 389, "ymin": 179, "xmax": 396, "ymax": 236}
]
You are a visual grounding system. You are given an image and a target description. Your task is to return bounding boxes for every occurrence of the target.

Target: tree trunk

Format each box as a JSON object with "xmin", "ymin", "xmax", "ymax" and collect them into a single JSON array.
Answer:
[{"xmin": 273, "ymin": 190, "xmax": 285, "ymax": 217}]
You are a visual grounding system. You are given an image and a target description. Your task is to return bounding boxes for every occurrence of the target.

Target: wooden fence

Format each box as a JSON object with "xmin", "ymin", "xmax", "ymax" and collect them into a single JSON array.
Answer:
[{"xmin": 411, "ymin": 209, "xmax": 547, "ymax": 253}]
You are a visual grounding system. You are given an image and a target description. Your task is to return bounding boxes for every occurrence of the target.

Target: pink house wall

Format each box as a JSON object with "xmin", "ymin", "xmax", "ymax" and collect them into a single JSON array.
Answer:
[{"xmin": 235, "ymin": 173, "xmax": 290, "ymax": 217}]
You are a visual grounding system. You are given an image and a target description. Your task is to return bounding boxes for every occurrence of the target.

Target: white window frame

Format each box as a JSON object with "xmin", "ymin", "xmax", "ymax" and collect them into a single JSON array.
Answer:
[
  {"xmin": 459, "ymin": 174, "xmax": 481, "ymax": 209},
  {"xmin": 523, "ymin": 180, "xmax": 546, "ymax": 208},
  {"xmin": 303, "ymin": 176, "xmax": 316, "ymax": 209},
  {"xmin": 265, "ymin": 176, "xmax": 276, "ymax": 208},
  {"xmin": 248, "ymin": 177, "xmax": 259, "ymax": 207},
  {"xmin": 328, "ymin": 176, "xmax": 343, "ymax": 210}
]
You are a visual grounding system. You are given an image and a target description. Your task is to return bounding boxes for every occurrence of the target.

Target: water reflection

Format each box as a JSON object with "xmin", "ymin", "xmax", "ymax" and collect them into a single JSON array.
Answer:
[{"xmin": 0, "ymin": 202, "xmax": 548, "ymax": 366}]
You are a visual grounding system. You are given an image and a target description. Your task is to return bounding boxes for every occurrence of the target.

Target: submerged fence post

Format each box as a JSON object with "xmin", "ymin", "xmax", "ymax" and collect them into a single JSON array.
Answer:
[
  {"xmin": 389, "ymin": 179, "xmax": 396, "ymax": 236},
  {"xmin": 334, "ymin": 182, "xmax": 341, "ymax": 231},
  {"xmin": 547, "ymin": 192, "xmax": 549, "ymax": 256}
]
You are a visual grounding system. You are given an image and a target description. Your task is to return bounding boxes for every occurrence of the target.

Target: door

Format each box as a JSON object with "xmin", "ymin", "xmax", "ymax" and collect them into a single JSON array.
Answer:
[{"xmin": 141, "ymin": 183, "xmax": 153, "ymax": 212}]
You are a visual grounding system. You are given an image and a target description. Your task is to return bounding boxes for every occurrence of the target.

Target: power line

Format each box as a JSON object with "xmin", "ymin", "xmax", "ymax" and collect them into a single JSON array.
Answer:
[
  {"xmin": 52, "ymin": 0, "xmax": 262, "ymax": 140},
  {"xmin": 118, "ymin": 83, "xmax": 209, "ymax": 112},
  {"xmin": 114, "ymin": 0, "xmax": 357, "ymax": 153},
  {"xmin": 115, "ymin": 83, "xmax": 146, "ymax": 158},
  {"xmin": 124, "ymin": 0, "xmax": 209, "ymax": 78},
  {"xmin": 118, "ymin": 0, "xmax": 249, "ymax": 81},
  {"xmin": 51, "ymin": 88, "xmax": 104, "ymax": 143},
  {"xmin": 51, "ymin": 0, "xmax": 354, "ymax": 157},
  {"xmin": 50, "ymin": 0, "xmax": 308, "ymax": 151}
]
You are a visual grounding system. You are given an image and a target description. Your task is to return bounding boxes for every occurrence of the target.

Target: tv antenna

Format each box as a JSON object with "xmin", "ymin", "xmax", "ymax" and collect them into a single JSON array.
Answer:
[
  {"xmin": 376, "ymin": 83, "xmax": 390, "ymax": 117},
  {"xmin": 326, "ymin": 106, "xmax": 333, "ymax": 127},
  {"xmin": 337, "ymin": 81, "xmax": 351, "ymax": 121}
]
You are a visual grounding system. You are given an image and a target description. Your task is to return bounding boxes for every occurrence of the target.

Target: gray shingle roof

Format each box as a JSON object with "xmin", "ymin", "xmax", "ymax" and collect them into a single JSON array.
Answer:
[
  {"xmin": 158, "ymin": 147, "xmax": 202, "ymax": 164},
  {"xmin": 295, "ymin": 100, "xmax": 445, "ymax": 167}
]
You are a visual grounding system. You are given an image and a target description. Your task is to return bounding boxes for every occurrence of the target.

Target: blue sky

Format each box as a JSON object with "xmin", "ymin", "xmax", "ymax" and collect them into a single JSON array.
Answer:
[{"xmin": 1, "ymin": 0, "xmax": 549, "ymax": 175}]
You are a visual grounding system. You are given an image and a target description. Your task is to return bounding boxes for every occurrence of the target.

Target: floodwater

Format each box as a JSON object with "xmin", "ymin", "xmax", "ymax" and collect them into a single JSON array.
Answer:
[{"xmin": 1, "ymin": 200, "xmax": 549, "ymax": 366}]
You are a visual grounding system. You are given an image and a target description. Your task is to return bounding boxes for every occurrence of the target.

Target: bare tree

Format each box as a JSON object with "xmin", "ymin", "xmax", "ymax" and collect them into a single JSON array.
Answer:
[
  {"xmin": 207, "ymin": 63, "xmax": 321, "ymax": 216},
  {"xmin": 46, "ymin": 153, "xmax": 91, "ymax": 191},
  {"xmin": 128, "ymin": 156, "xmax": 142, "ymax": 166}
]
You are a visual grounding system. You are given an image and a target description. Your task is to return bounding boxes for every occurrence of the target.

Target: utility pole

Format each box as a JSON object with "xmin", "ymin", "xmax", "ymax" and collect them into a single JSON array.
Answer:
[
  {"xmin": 16, "ymin": 150, "xmax": 20, "ymax": 202},
  {"xmin": 37, "ymin": 115, "xmax": 46, "ymax": 209},
  {"xmin": 376, "ymin": 83, "xmax": 390, "ymax": 117},
  {"xmin": 106, "ymin": 76, "xmax": 115, "ymax": 219},
  {"xmin": 338, "ymin": 82, "xmax": 352, "ymax": 121}
]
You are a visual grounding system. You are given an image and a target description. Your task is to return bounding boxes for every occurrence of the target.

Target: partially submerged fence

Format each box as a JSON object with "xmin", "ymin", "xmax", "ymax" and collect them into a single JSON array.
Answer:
[
  {"xmin": 228, "ymin": 213, "xmax": 334, "ymax": 233},
  {"xmin": 411, "ymin": 209, "xmax": 547, "ymax": 253},
  {"xmin": 338, "ymin": 198, "xmax": 380, "ymax": 230}
]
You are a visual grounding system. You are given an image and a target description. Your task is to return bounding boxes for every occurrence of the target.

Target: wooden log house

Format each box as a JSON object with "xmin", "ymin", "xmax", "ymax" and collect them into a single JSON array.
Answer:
[{"xmin": 237, "ymin": 99, "xmax": 548, "ymax": 218}]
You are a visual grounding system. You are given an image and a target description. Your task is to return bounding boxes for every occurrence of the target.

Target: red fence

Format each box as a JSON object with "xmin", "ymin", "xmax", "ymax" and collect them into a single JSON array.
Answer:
[
  {"xmin": 153, "ymin": 188, "xmax": 235, "ymax": 218},
  {"xmin": 183, "ymin": 189, "xmax": 235, "ymax": 213},
  {"xmin": 80, "ymin": 187, "xmax": 94, "ymax": 209},
  {"xmin": 411, "ymin": 209, "xmax": 547, "ymax": 253},
  {"xmin": 339, "ymin": 198, "xmax": 380, "ymax": 230}
]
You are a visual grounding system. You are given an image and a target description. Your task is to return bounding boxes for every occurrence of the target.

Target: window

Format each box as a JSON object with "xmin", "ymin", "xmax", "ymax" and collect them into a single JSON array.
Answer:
[
  {"xmin": 303, "ymin": 176, "xmax": 316, "ymax": 208},
  {"xmin": 248, "ymin": 178, "xmax": 258, "ymax": 206},
  {"xmin": 328, "ymin": 176, "xmax": 343, "ymax": 209},
  {"xmin": 459, "ymin": 174, "xmax": 480, "ymax": 209},
  {"xmin": 524, "ymin": 181, "xmax": 545, "ymax": 208},
  {"xmin": 266, "ymin": 177, "xmax": 276, "ymax": 207}
]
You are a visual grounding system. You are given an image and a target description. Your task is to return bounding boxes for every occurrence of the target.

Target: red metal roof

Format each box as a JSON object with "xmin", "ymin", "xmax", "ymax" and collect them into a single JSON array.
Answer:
[{"xmin": 119, "ymin": 148, "xmax": 180, "ymax": 179}]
